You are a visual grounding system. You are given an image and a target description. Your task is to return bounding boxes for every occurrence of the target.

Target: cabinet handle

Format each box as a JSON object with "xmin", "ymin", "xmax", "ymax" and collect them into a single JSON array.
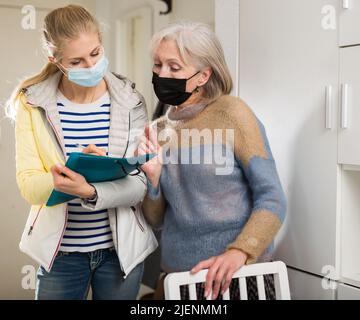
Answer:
[
  {"xmin": 325, "ymin": 85, "xmax": 332, "ymax": 129},
  {"xmin": 341, "ymin": 83, "xmax": 349, "ymax": 129},
  {"xmin": 343, "ymin": 0, "xmax": 350, "ymax": 9}
]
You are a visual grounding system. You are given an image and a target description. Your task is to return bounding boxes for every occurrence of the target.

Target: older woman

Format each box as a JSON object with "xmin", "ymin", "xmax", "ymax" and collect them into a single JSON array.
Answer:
[{"xmin": 138, "ymin": 21, "xmax": 286, "ymax": 300}]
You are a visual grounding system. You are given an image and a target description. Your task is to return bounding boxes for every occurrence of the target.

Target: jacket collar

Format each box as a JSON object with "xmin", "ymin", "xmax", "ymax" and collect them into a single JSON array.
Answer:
[
  {"xmin": 24, "ymin": 71, "xmax": 141, "ymax": 158},
  {"xmin": 25, "ymin": 71, "xmax": 139, "ymax": 111}
]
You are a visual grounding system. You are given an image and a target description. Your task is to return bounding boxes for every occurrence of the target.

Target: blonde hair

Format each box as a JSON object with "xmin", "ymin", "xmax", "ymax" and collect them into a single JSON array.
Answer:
[
  {"xmin": 150, "ymin": 21, "xmax": 233, "ymax": 103},
  {"xmin": 7, "ymin": 5, "xmax": 101, "ymax": 117}
]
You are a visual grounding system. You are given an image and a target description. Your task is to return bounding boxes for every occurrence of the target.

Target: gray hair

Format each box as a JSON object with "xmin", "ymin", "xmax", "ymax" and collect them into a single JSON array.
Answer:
[{"xmin": 150, "ymin": 21, "xmax": 233, "ymax": 103}]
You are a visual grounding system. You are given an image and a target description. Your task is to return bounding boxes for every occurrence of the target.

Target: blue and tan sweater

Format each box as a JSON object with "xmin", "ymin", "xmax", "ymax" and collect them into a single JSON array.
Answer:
[{"xmin": 142, "ymin": 95, "xmax": 286, "ymax": 272}]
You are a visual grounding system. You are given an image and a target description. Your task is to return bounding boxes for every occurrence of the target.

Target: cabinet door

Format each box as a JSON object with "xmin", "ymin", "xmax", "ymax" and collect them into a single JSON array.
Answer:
[
  {"xmin": 338, "ymin": 283, "xmax": 360, "ymax": 299},
  {"xmin": 339, "ymin": 170, "xmax": 360, "ymax": 286},
  {"xmin": 339, "ymin": 0, "xmax": 360, "ymax": 46},
  {"xmin": 235, "ymin": 0, "xmax": 339, "ymax": 276},
  {"xmin": 338, "ymin": 46, "xmax": 360, "ymax": 165},
  {"xmin": 287, "ymin": 268, "xmax": 336, "ymax": 300}
]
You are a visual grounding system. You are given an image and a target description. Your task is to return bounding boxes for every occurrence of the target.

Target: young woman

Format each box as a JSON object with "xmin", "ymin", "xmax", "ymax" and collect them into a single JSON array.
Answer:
[
  {"xmin": 139, "ymin": 21, "xmax": 287, "ymax": 300},
  {"xmin": 11, "ymin": 5, "xmax": 157, "ymax": 300}
]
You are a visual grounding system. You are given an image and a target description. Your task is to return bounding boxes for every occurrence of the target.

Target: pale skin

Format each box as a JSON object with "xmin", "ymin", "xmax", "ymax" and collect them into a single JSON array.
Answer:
[
  {"xmin": 48, "ymin": 32, "xmax": 107, "ymax": 199},
  {"xmin": 137, "ymin": 39, "xmax": 248, "ymax": 300}
]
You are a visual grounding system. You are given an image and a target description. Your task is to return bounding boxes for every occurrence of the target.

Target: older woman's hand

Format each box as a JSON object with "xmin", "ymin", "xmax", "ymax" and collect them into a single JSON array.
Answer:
[
  {"xmin": 190, "ymin": 249, "xmax": 248, "ymax": 300},
  {"xmin": 135, "ymin": 125, "xmax": 163, "ymax": 188}
]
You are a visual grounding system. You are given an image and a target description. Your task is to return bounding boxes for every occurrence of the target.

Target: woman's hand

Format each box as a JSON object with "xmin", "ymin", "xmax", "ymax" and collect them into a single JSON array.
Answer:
[
  {"xmin": 135, "ymin": 125, "xmax": 163, "ymax": 188},
  {"xmin": 190, "ymin": 249, "xmax": 248, "ymax": 300},
  {"xmin": 50, "ymin": 164, "xmax": 96, "ymax": 199},
  {"xmin": 82, "ymin": 144, "xmax": 106, "ymax": 156}
]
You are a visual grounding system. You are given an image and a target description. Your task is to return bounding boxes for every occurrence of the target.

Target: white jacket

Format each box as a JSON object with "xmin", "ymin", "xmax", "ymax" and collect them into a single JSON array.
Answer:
[{"xmin": 15, "ymin": 71, "xmax": 158, "ymax": 277}]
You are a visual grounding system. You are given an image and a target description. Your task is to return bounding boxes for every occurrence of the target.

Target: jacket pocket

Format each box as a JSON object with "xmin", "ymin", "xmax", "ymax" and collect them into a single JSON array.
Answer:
[
  {"xmin": 131, "ymin": 206, "xmax": 145, "ymax": 232},
  {"xmin": 27, "ymin": 205, "xmax": 43, "ymax": 236}
]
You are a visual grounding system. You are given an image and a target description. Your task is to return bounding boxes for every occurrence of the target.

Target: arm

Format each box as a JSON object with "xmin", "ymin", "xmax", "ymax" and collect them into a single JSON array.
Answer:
[
  {"xmin": 188, "ymin": 98, "xmax": 286, "ymax": 300},
  {"xmin": 80, "ymin": 94, "xmax": 149, "ymax": 211},
  {"xmin": 226, "ymin": 100, "xmax": 287, "ymax": 264},
  {"xmin": 141, "ymin": 178, "xmax": 166, "ymax": 229},
  {"xmin": 15, "ymin": 94, "xmax": 56, "ymax": 205},
  {"xmin": 81, "ymin": 171, "xmax": 148, "ymax": 211},
  {"xmin": 138, "ymin": 117, "xmax": 168, "ymax": 229}
]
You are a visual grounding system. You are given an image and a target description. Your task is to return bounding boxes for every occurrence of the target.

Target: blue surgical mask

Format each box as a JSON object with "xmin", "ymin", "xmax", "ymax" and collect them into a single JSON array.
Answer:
[{"xmin": 61, "ymin": 52, "xmax": 109, "ymax": 87}]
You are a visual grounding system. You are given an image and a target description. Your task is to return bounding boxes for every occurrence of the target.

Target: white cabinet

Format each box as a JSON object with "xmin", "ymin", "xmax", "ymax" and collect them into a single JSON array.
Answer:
[
  {"xmin": 216, "ymin": 0, "xmax": 360, "ymax": 295},
  {"xmin": 338, "ymin": 46, "xmax": 360, "ymax": 165},
  {"xmin": 338, "ymin": 283, "xmax": 360, "ymax": 299},
  {"xmin": 236, "ymin": 0, "xmax": 340, "ymax": 277},
  {"xmin": 287, "ymin": 268, "xmax": 336, "ymax": 300},
  {"xmin": 287, "ymin": 269, "xmax": 360, "ymax": 300},
  {"xmin": 339, "ymin": 0, "xmax": 360, "ymax": 46},
  {"xmin": 339, "ymin": 170, "xmax": 360, "ymax": 287}
]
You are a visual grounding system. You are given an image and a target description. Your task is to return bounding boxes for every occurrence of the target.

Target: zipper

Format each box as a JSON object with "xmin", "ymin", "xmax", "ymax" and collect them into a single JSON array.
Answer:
[
  {"xmin": 44, "ymin": 111, "xmax": 69, "ymax": 269},
  {"xmin": 115, "ymin": 208, "xmax": 126, "ymax": 276},
  {"xmin": 49, "ymin": 206, "xmax": 68, "ymax": 270},
  {"xmin": 27, "ymin": 205, "xmax": 43, "ymax": 236},
  {"xmin": 26, "ymin": 96, "xmax": 66, "ymax": 160},
  {"xmin": 131, "ymin": 206, "xmax": 145, "ymax": 232},
  {"xmin": 121, "ymin": 112, "xmax": 131, "ymax": 158},
  {"xmin": 29, "ymin": 103, "xmax": 68, "ymax": 269},
  {"xmin": 44, "ymin": 111, "xmax": 67, "ymax": 159}
]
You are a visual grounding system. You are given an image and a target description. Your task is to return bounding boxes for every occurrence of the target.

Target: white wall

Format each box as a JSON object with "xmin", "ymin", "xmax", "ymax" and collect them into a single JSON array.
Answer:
[
  {"xmin": 170, "ymin": 0, "xmax": 214, "ymax": 27},
  {"xmin": 94, "ymin": 0, "xmax": 214, "ymax": 115},
  {"xmin": 0, "ymin": 0, "xmax": 95, "ymax": 300}
]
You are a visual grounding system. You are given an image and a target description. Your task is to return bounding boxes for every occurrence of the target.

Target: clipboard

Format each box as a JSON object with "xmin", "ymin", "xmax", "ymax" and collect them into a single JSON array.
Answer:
[{"xmin": 46, "ymin": 152, "xmax": 156, "ymax": 207}]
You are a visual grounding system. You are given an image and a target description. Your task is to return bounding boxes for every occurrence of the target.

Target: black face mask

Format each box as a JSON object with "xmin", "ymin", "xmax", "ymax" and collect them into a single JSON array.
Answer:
[{"xmin": 152, "ymin": 71, "xmax": 200, "ymax": 106}]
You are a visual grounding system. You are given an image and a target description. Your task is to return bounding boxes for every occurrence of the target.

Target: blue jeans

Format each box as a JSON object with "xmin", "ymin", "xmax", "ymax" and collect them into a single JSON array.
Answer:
[{"xmin": 35, "ymin": 247, "xmax": 144, "ymax": 300}]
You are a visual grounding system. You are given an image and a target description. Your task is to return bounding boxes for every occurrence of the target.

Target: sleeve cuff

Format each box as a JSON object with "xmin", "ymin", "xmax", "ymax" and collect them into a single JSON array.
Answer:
[
  {"xmin": 226, "ymin": 210, "xmax": 282, "ymax": 264},
  {"xmin": 80, "ymin": 185, "xmax": 99, "ymax": 209},
  {"xmin": 147, "ymin": 179, "xmax": 162, "ymax": 200}
]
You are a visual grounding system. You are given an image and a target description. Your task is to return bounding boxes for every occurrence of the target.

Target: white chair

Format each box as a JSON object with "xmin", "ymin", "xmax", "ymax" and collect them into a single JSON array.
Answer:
[{"xmin": 164, "ymin": 261, "xmax": 291, "ymax": 300}]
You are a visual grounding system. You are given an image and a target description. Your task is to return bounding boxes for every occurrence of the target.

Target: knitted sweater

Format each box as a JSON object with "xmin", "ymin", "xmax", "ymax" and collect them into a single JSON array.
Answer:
[{"xmin": 142, "ymin": 95, "xmax": 286, "ymax": 272}]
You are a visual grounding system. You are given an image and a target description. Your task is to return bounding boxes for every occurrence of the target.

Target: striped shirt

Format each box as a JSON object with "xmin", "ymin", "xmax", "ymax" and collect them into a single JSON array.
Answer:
[{"xmin": 57, "ymin": 90, "xmax": 114, "ymax": 252}]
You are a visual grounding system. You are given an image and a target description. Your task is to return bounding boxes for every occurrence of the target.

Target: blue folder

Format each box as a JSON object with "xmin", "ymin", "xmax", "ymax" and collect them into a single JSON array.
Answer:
[{"xmin": 46, "ymin": 152, "xmax": 156, "ymax": 207}]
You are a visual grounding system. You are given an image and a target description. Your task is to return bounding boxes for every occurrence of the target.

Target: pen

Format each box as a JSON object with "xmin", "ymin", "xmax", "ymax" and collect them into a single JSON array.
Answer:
[
  {"xmin": 76, "ymin": 143, "xmax": 87, "ymax": 149},
  {"xmin": 76, "ymin": 143, "xmax": 108, "ymax": 157}
]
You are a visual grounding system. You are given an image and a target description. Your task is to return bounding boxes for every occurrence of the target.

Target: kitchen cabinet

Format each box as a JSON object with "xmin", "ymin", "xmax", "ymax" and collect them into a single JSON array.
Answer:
[
  {"xmin": 338, "ymin": 283, "xmax": 360, "ymax": 299},
  {"xmin": 338, "ymin": 46, "xmax": 360, "ymax": 165},
  {"xmin": 339, "ymin": 0, "xmax": 360, "ymax": 46},
  {"xmin": 216, "ymin": 0, "xmax": 360, "ymax": 298}
]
